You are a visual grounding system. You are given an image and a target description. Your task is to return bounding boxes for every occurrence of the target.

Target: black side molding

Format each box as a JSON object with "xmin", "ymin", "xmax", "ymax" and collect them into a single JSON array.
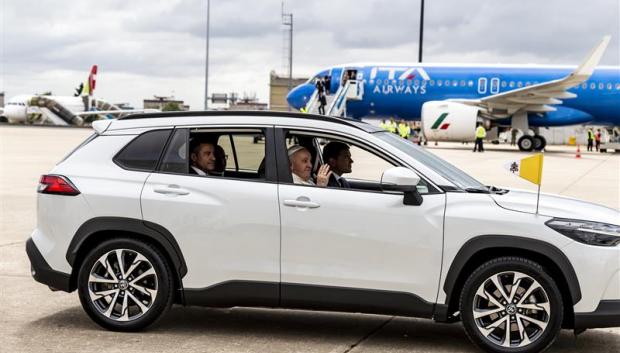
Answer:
[
  {"xmin": 26, "ymin": 238, "xmax": 73, "ymax": 292},
  {"xmin": 443, "ymin": 235, "xmax": 582, "ymax": 305},
  {"xmin": 574, "ymin": 300, "xmax": 620, "ymax": 329},
  {"xmin": 184, "ymin": 281, "xmax": 435, "ymax": 319},
  {"xmin": 66, "ymin": 217, "xmax": 187, "ymax": 278}
]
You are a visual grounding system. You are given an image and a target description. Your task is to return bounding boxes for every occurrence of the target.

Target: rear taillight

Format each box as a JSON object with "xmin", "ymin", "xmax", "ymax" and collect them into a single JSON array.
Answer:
[{"xmin": 38, "ymin": 175, "xmax": 80, "ymax": 196}]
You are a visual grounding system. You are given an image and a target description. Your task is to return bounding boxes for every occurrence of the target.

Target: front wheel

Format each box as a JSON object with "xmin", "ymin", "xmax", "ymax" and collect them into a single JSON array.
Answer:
[
  {"xmin": 460, "ymin": 257, "xmax": 563, "ymax": 353},
  {"xmin": 77, "ymin": 238, "xmax": 174, "ymax": 331}
]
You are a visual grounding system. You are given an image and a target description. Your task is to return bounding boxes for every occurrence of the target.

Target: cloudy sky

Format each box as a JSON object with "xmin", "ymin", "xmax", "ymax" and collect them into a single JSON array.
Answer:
[{"xmin": 0, "ymin": 0, "xmax": 618, "ymax": 109}]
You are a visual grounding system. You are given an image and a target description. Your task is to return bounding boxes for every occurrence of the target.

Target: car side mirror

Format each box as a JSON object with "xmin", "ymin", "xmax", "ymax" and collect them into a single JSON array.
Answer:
[{"xmin": 380, "ymin": 167, "xmax": 423, "ymax": 206}]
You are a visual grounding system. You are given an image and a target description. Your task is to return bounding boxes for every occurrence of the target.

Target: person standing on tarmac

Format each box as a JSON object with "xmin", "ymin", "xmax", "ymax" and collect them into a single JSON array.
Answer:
[
  {"xmin": 595, "ymin": 129, "xmax": 602, "ymax": 152},
  {"xmin": 388, "ymin": 118, "xmax": 398, "ymax": 134},
  {"xmin": 473, "ymin": 123, "xmax": 486, "ymax": 152},
  {"xmin": 398, "ymin": 120, "xmax": 411, "ymax": 139},
  {"xmin": 587, "ymin": 128, "xmax": 595, "ymax": 151},
  {"xmin": 379, "ymin": 119, "xmax": 388, "ymax": 131}
]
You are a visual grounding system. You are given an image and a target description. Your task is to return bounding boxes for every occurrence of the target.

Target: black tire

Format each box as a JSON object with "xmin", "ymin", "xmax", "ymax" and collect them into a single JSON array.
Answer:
[
  {"xmin": 460, "ymin": 257, "xmax": 563, "ymax": 353},
  {"xmin": 532, "ymin": 136, "xmax": 546, "ymax": 151},
  {"xmin": 518, "ymin": 136, "xmax": 534, "ymax": 152},
  {"xmin": 77, "ymin": 238, "xmax": 174, "ymax": 331}
]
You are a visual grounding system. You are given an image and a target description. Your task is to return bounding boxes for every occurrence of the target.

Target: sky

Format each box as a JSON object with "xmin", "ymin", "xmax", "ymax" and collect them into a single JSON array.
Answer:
[{"xmin": 0, "ymin": 0, "xmax": 618, "ymax": 109}]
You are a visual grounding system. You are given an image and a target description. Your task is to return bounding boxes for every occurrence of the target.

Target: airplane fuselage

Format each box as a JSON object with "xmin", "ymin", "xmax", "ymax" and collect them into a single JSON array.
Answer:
[{"xmin": 290, "ymin": 64, "xmax": 620, "ymax": 127}]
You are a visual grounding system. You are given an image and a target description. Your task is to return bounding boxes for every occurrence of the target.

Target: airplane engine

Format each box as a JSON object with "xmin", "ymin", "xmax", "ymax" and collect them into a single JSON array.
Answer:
[{"xmin": 422, "ymin": 101, "xmax": 481, "ymax": 142}]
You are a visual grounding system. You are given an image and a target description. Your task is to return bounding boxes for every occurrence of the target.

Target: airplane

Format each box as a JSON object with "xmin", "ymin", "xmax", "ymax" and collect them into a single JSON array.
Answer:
[
  {"xmin": 0, "ymin": 65, "xmax": 156, "ymax": 126},
  {"xmin": 286, "ymin": 36, "xmax": 619, "ymax": 151}
]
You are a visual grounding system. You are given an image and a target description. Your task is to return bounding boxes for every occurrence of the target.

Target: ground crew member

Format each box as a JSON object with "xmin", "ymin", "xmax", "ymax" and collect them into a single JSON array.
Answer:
[
  {"xmin": 587, "ymin": 128, "xmax": 595, "ymax": 151},
  {"xmin": 473, "ymin": 123, "xmax": 486, "ymax": 152},
  {"xmin": 398, "ymin": 120, "xmax": 410, "ymax": 139},
  {"xmin": 299, "ymin": 106, "xmax": 308, "ymax": 113},
  {"xmin": 379, "ymin": 119, "xmax": 388, "ymax": 130},
  {"xmin": 595, "ymin": 129, "xmax": 602, "ymax": 152},
  {"xmin": 388, "ymin": 118, "xmax": 398, "ymax": 134}
]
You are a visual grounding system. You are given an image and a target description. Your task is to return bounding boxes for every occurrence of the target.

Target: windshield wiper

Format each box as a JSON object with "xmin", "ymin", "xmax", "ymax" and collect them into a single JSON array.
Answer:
[{"xmin": 465, "ymin": 187, "xmax": 491, "ymax": 194}]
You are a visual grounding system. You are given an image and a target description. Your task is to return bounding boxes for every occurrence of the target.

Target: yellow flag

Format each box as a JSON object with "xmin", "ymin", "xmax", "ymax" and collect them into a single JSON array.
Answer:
[{"xmin": 506, "ymin": 153, "xmax": 544, "ymax": 185}]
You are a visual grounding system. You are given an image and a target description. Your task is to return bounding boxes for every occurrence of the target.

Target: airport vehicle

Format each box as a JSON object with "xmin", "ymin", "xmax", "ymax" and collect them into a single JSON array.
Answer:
[
  {"xmin": 27, "ymin": 111, "xmax": 620, "ymax": 352},
  {"xmin": 0, "ymin": 65, "xmax": 154, "ymax": 126},
  {"xmin": 287, "ymin": 37, "xmax": 620, "ymax": 151}
]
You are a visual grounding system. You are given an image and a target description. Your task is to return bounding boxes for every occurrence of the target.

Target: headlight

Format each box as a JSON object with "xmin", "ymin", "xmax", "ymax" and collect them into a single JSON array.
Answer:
[{"xmin": 546, "ymin": 218, "xmax": 620, "ymax": 246}]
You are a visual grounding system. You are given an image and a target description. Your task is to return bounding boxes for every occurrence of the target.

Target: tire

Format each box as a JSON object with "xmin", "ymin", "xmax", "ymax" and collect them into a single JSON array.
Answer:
[
  {"xmin": 518, "ymin": 136, "xmax": 534, "ymax": 152},
  {"xmin": 459, "ymin": 257, "xmax": 563, "ymax": 353},
  {"xmin": 77, "ymin": 238, "xmax": 174, "ymax": 331},
  {"xmin": 532, "ymin": 136, "xmax": 546, "ymax": 151}
]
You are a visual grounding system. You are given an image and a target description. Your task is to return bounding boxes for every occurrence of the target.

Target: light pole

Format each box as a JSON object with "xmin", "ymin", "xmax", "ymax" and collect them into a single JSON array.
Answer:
[
  {"xmin": 418, "ymin": 0, "xmax": 424, "ymax": 63},
  {"xmin": 282, "ymin": 4, "xmax": 293, "ymax": 111},
  {"xmin": 204, "ymin": 0, "xmax": 211, "ymax": 110}
]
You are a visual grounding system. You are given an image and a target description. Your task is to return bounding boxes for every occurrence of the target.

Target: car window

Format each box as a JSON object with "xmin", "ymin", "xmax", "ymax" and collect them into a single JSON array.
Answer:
[
  {"xmin": 114, "ymin": 129, "xmax": 171, "ymax": 171},
  {"xmin": 160, "ymin": 128, "xmax": 267, "ymax": 180}
]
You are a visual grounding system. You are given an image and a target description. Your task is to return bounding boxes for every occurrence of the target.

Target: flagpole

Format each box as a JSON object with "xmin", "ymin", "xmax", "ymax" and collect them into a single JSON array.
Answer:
[{"xmin": 536, "ymin": 183, "xmax": 541, "ymax": 214}]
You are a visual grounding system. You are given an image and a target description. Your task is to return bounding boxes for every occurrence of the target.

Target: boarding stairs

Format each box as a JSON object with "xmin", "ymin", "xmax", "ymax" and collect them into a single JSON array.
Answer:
[
  {"xmin": 27, "ymin": 96, "xmax": 84, "ymax": 126},
  {"xmin": 304, "ymin": 79, "xmax": 364, "ymax": 117}
]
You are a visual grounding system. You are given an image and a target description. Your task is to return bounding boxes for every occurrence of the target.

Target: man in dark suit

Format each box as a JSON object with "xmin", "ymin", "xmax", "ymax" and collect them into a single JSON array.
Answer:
[{"xmin": 322, "ymin": 141, "xmax": 353, "ymax": 188}]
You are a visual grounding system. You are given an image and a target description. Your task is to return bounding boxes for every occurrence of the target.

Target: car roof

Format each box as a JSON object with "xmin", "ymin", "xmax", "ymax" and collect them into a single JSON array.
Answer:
[{"xmin": 100, "ymin": 111, "xmax": 382, "ymax": 133}]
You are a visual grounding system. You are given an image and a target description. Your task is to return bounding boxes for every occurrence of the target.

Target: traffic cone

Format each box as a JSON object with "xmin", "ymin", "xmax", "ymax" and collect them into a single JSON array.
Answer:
[{"xmin": 575, "ymin": 145, "xmax": 581, "ymax": 159}]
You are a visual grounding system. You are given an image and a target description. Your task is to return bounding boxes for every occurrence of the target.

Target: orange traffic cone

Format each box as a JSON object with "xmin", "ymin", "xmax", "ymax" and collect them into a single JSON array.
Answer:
[{"xmin": 575, "ymin": 144, "xmax": 581, "ymax": 159}]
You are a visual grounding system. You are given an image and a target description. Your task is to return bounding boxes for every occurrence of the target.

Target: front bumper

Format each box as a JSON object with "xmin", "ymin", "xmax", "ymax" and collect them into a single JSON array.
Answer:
[
  {"xmin": 26, "ymin": 237, "xmax": 73, "ymax": 292},
  {"xmin": 574, "ymin": 300, "xmax": 620, "ymax": 329}
]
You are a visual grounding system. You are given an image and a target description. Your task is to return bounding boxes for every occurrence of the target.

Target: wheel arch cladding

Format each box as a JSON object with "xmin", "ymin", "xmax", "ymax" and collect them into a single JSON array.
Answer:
[
  {"xmin": 66, "ymin": 217, "xmax": 187, "ymax": 293},
  {"xmin": 442, "ymin": 235, "xmax": 581, "ymax": 326}
]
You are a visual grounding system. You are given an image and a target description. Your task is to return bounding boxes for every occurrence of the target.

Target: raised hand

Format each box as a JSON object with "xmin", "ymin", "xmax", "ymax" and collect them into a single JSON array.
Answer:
[{"xmin": 316, "ymin": 164, "xmax": 332, "ymax": 187}]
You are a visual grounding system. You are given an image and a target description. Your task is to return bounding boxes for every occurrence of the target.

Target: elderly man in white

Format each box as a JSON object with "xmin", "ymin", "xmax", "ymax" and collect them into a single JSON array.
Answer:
[{"xmin": 287, "ymin": 145, "xmax": 331, "ymax": 186}]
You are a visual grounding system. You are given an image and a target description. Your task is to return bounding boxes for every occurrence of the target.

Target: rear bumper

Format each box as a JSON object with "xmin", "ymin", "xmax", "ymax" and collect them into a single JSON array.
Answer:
[
  {"xmin": 26, "ymin": 237, "xmax": 73, "ymax": 292},
  {"xmin": 574, "ymin": 300, "xmax": 620, "ymax": 329}
]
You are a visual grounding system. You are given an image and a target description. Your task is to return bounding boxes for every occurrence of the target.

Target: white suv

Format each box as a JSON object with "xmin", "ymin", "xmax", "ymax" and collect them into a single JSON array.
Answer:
[{"xmin": 27, "ymin": 112, "xmax": 619, "ymax": 352}]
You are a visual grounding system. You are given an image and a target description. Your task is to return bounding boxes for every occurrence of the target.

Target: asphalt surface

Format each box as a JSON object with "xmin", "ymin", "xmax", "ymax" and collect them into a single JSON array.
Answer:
[{"xmin": 1, "ymin": 125, "xmax": 619, "ymax": 352}]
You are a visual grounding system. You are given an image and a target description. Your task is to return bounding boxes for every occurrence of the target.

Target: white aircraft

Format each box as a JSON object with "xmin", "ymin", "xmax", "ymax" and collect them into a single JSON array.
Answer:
[{"xmin": 0, "ymin": 65, "xmax": 156, "ymax": 126}]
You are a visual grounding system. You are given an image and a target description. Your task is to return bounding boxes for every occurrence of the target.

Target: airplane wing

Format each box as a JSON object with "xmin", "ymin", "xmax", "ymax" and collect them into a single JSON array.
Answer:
[{"xmin": 453, "ymin": 36, "xmax": 611, "ymax": 119}]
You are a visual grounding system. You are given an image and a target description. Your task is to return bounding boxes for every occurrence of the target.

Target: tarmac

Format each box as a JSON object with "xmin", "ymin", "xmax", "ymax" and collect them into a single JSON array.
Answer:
[{"xmin": 1, "ymin": 125, "xmax": 619, "ymax": 353}]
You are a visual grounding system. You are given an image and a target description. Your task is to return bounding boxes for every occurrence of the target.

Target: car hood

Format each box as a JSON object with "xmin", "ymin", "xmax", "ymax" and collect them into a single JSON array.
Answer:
[{"xmin": 491, "ymin": 189, "xmax": 620, "ymax": 225}]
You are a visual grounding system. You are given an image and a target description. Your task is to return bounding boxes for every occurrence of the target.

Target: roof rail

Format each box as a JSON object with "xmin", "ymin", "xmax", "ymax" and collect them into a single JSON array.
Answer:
[{"xmin": 117, "ymin": 110, "xmax": 376, "ymax": 131}]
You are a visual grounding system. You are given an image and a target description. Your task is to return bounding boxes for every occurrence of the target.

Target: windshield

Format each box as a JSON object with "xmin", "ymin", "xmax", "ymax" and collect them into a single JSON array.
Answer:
[{"xmin": 375, "ymin": 132, "xmax": 485, "ymax": 190}]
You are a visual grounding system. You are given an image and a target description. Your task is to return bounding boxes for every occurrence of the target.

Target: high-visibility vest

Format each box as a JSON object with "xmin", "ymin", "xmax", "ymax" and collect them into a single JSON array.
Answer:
[
  {"xmin": 587, "ymin": 130, "xmax": 594, "ymax": 139},
  {"xmin": 300, "ymin": 107, "xmax": 308, "ymax": 113},
  {"xmin": 476, "ymin": 126, "xmax": 486, "ymax": 138},
  {"xmin": 398, "ymin": 123, "xmax": 409, "ymax": 138},
  {"xmin": 388, "ymin": 122, "xmax": 397, "ymax": 133},
  {"xmin": 379, "ymin": 122, "xmax": 388, "ymax": 130}
]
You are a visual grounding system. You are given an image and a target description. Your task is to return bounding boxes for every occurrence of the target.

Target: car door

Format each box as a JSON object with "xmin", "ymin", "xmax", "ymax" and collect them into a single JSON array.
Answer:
[
  {"xmin": 140, "ymin": 127, "xmax": 280, "ymax": 306},
  {"xmin": 276, "ymin": 128, "xmax": 446, "ymax": 316}
]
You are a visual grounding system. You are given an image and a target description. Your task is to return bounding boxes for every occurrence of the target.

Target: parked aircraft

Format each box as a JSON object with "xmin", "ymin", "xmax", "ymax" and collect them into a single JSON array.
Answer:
[
  {"xmin": 287, "ymin": 37, "xmax": 618, "ymax": 151},
  {"xmin": 0, "ymin": 65, "xmax": 155, "ymax": 126}
]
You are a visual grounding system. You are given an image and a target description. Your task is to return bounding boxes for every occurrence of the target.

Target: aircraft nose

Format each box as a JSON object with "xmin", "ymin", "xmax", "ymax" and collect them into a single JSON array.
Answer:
[{"xmin": 286, "ymin": 83, "xmax": 315, "ymax": 110}]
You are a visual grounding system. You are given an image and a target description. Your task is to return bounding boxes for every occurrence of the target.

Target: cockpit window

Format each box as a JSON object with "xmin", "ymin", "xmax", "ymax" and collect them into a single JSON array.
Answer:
[{"xmin": 308, "ymin": 69, "xmax": 330, "ymax": 83}]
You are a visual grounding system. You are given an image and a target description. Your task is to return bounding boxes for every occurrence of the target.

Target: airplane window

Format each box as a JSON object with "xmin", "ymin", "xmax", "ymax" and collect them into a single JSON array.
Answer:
[
  {"xmin": 376, "ymin": 79, "xmax": 382, "ymax": 84},
  {"xmin": 429, "ymin": 80, "xmax": 435, "ymax": 86},
  {"xmin": 598, "ymin": 83, "xmax": 604, "ymax": 90},
  {"xmin": 437, "ymin": 80, "xmax": 443, "ymax": 87},
  {"xmin": 452, "ymin": 80, "xmax": 458, "ymax": 87},
  {"xmin": 459, "ymin": 80, "xmax": 466, "ymax": 87},
  {"xmin": 517, "ymin": 82, "xmax": 523, "ymax": 88},
  {"xmin": 615, "ymin": 83, "xmax": 620, "ymax": 90},
  {"xmin": 509, "ymin": 81, "xmax": 515, "ymax": 88},
  {"xmin": 468, "ymin": 80, "xmax": 474, "ymax": 87},
  {"xmin": 590, "ymin": 83, "xmax": 596, "ymax": 89},
  {"xmin": 607, "ymin": 83, "xmax": 612, "ymax": 90},
  {"xmin": 526, "ymin": 82, "xmax": 531, "ymax": 86},
  {"xmin": 581, "ymin": 83, "xmax": 587, "ymax": 89},
  {"xmin": 501, "ymin": 81, "xmax": 507, "ymax": 88},
  {"xmin": 392, "ymin": 80, "xmax": 397, "ymax": 84},
  {"xmin": 414, "ymin": 80, "xmax": 420, "ymax": 86},
  {"xmin": 444, "ymin": 80, "xmax": 450, "ymax": 86},
  {"xmin": 370, "ymin": 80, "xmax": 375, "ymax": 85}
]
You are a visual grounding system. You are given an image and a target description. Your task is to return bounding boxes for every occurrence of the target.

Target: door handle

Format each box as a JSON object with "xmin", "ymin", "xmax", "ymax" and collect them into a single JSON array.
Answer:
[
  {"xmin": 283, "ymin": 198, "xmax": 320, "ymax": 209},
  {"xmin": 153, "ymin": 185, "xmax": 190, "ymax": 196}
]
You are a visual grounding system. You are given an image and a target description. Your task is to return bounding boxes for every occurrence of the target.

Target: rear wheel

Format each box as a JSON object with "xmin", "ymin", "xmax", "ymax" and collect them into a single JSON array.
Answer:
[
  {"xmin": 460, "ymin": 257, "xmax": 563, "ymax": 353},
  {"xmin": 532, "ymin": 136, "xmax": 546, "ymax": 151},
  {"xmin": 77, "ymin": 238, "xmax": 173, "ymax": 331}
]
